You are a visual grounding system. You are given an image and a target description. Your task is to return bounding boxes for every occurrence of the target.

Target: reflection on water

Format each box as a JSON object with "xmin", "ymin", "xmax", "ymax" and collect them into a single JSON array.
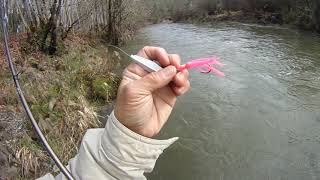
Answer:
[{"xmin": 123, "ymin": 22, "xmax": 320, "ymax": 180}]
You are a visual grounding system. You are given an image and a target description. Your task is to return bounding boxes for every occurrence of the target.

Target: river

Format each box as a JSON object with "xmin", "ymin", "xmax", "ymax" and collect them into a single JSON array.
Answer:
[{"xmin": 123, "ymin": 22, "xmax": 320, "ymax": 180}]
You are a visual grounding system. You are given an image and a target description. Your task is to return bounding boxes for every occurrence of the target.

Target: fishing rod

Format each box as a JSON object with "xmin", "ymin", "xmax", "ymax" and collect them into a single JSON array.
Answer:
[{"xmin": 0, "ymin": 1, "xmax": 74, "ymax": 180}]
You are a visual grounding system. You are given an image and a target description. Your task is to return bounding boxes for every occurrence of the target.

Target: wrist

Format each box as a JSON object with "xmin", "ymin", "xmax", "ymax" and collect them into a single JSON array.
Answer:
[
  {"xmin": 114, "ymin": 107, "xmax": 144, "ymax": 137},
  {"xmin": 114, "ymin": 107, "xmax": 156, "ymax": 138}
]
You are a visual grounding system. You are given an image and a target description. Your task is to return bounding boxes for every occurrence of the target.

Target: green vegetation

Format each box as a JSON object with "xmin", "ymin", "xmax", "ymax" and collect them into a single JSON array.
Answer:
[
  {"xmin": 0, "ymin": 35, "xmax": 121, "ymax": 179},
  {"xmin": 148, "ymin": 0, "xmax": 320, "ymax": 33},
  {"xmin": 92, "ymin": 75, "xmax": 120, "ymax": 102}
]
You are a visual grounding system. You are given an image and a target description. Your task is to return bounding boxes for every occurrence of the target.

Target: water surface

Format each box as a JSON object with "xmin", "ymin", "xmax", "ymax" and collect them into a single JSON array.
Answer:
[{"xmin": 123, "ymin": 22, "xmax": 320, "ymax": 180}]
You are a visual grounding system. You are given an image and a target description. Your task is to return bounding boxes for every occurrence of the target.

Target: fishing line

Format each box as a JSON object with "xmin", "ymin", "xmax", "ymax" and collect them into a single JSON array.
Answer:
[{"xmin": 106, "ymin": 44, "xmax": 131, "ymax": 57}]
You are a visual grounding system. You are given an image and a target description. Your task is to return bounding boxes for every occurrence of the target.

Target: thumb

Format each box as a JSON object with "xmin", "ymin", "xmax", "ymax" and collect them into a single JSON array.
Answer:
[{"xmin": 137, "ymin": 66, "xmax": 176, "ymax": 92}]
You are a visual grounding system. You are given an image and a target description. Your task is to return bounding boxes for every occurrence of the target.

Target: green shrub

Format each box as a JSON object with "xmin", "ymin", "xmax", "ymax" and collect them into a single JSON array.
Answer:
[{"xmin": 91, "ymin": 74, "xmax": 121, "ymax": 102}]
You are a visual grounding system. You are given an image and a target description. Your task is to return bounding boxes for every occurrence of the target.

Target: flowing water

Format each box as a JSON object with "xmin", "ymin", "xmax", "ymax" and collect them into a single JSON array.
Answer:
[{"xmin": 123, "ymin": 22, "xmax": 320, "ymax": 180}]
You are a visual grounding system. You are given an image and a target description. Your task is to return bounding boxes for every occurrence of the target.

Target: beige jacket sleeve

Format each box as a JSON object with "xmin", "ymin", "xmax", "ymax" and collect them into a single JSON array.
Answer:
[{"xmin": 38, "ymin": 111, "xmax": 178, "ymax": 180}]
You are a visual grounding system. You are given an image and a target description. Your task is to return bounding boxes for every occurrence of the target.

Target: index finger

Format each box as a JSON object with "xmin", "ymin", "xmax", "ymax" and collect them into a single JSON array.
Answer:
[{"xmin": 137, "ymin": 46, "xmax": 170, "ymax": 67}]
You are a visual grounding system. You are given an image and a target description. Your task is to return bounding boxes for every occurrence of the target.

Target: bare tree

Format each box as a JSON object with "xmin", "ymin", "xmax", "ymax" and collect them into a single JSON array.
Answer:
[
  {"xmin": 312, "ymin": 0, "xmax": 320, "ymax": 32},
  {"xmin": 40, "ymin": 0, "xmax": 63, "ymax": 54}
]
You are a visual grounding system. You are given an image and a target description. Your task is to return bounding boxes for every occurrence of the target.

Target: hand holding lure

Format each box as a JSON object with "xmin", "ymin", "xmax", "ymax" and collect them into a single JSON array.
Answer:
[{"xmin": 130, "ymin": 55, "xmax": 225, "ymax": 77}]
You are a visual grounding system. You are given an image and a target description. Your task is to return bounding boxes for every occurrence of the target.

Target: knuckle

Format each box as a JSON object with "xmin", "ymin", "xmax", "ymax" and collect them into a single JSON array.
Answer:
[
  {"xmin": 158, "ymin": 47, "xmax": 166, "ymax": 53},
  {"xmin": 141, "ymin": 46, "xmax": 151, "ymax": 54},
  {"xmin": 169, "ymin": 54, "xmax": 181, "ymax": 67},
  {"xmin": 149, "ymin": 72, "xmax": 160, "ymax": 82},
  {"xmin": 173, "ymin": 73, "xmax": 184, "ymax": 86},
  {"xmin": 172, "ymin": 54, "xmax": 181, "ymax": 63},
  {"xmin": 177, "ymin": 77, "xmax": 184, "ymax": 85},
  {"xmin": 172, "ymin": 54, "xmax": 180, "ymax": 59},
  {"xmin": 179, "ymin": 72, "xmax": 187, "ymax": 81},
  {"xmin": 143, "ymin": 46, "xmax": 150, "ymax": 50}
]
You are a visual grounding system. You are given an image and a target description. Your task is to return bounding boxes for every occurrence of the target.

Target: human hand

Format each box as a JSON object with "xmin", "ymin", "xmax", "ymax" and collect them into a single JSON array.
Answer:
[{"xmin": 114, "ymin": 46, "xmax": 190, "ymax": 137}]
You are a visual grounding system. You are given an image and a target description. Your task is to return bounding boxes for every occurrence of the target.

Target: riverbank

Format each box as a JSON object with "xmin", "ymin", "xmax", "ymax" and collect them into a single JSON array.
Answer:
[
  {"xmin": 0, "ymin": 35, "xmax": 121, "ymax": 179},
  {"xmin": 168, "ymin": 10, "xmax": 318, "ymax": 33},
  {"xmin": 185, "ymin": 11, "xmax": 280, "ymax": 24}
]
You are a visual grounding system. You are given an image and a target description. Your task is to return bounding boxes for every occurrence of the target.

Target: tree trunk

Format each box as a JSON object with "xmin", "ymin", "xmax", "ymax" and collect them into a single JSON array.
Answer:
[
  {"xmin": 41, "ymin": 0, "xmax": 57, "ymax": 52},
  {"xmin": 35, "ymin": 0, "xmax": 43, "ymax": 24},
  {"xmin": 48, "ymin": 0, "xmax": 62, "ymax": 54},
  {"xmin": 41, "ymin": 0, "xmax": 47, "ymax": 23},
  {"xmin": 113, "ymin": 0, "xmax": 118, "ymax": 45},
  {"xmin": 313, "ymin": 0, "xmax": 320, "ymax": 33},
  {"xmin": 107, "ymin": 0, "xmax": 113, "ymax": 41},
  {"xmin": 15, "ymin": 0, "xmax": 30, "ymax": 31},
  {"xmin": 23, "ymin": 0, "xmax": 34, "ymax": 28}
]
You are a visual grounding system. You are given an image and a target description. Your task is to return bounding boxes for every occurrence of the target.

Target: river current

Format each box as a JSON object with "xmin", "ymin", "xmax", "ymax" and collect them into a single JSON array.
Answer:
[{"xmin": 123, "ymin": 22, "xmax": 320, "ymax": 180}]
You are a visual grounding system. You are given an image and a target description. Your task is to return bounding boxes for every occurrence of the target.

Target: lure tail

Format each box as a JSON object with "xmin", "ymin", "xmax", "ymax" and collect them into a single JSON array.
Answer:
[{"xmin": 178, "ymin": 57, "xmax": 225, "ymax": 77}]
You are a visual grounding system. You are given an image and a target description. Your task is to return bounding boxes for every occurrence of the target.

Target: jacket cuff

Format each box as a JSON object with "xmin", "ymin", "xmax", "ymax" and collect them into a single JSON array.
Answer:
[{"xmin": 101, "ymin": 111, "xmax": 178, "ymax": 173}]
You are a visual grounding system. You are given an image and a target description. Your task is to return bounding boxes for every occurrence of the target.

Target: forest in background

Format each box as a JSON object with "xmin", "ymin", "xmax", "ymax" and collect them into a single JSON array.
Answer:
[
  {"xmin": 3, "ymin": 0, "xmax": 151, "ymax": 55},
  {"xmin": 2, "ymin": 0, "xmax": 320, "ymax": 56},
  {"xmin": 150, "ymin": 0, "xmax": 320, "ymax": 33}
]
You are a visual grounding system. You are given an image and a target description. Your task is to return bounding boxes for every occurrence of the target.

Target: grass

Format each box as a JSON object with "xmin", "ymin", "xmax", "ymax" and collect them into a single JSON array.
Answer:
[{"xmin": 0, "ymin": 34, "xmax": 121, "ymax": 179}]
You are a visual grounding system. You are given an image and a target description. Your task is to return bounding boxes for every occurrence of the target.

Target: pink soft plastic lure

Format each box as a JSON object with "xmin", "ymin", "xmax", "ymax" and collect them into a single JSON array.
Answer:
[{"xmin": 178, "ymin": 57, "xmax": 225, "ymax": 77}]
